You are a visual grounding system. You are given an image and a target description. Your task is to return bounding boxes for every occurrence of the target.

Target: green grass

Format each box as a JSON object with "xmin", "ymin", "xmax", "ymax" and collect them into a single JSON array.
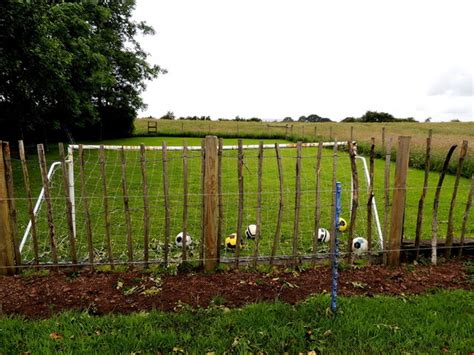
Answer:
[
  {"xmin": 11, "ymin": 136, "xmax": 473, "ymax": 264},
  {"xmin": 0, "ymin": 290, "xmax": 472, "ymax": 353},
  {"xmin": 135, "ymin": 119, "xmax": 474, "ymax": 177}
]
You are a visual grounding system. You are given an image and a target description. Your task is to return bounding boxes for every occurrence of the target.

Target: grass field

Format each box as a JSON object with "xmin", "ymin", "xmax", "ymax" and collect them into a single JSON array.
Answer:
[
  {"xmin": 0, "ymin": 290, "xmax": 472, "ymax": 353},
  {"xmin": 135, "ymin": 119, "xmax": 474, "ymax": 177},
  {"xmin": 11, "ymin": 136, "xmax": 473, "ymax": 265}
]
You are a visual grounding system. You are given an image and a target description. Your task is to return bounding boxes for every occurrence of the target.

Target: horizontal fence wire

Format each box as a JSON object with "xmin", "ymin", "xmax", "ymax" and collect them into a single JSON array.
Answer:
[{"xmin": 3, "ymin": 141, "xmax": 472, "ymax": 269}]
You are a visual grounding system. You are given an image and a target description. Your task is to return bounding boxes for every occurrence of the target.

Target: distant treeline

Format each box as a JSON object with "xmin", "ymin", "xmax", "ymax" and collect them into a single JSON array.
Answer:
[{"xmin": 154, "ymin": 111, "xmax": 419, "ymax": 123}]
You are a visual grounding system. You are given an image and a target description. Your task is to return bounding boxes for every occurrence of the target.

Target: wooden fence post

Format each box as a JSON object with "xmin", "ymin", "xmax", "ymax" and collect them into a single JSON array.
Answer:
[
  {"xmin": 459, "ymin": 174, "xmax": 474, "ymax": 257},
  {"xmin": 0, "ymin": 141, "xmax": 17, "ymax": 275},
  {"xmin": 140, "ymin": 144, "xmax": 150, "ymax": 267},
  {"xmin": 235, "ymin": 139, "xmax": 244, "ymax": 268},
  {"xmin": 312, "ymin": 141, "xmax": 323, "ymax": 266},
  {"xmin": 388, "ymin": 136, "xmax": 411, "ymax": 266},
  {"xmin": 58, "ymin": 143, "xmax": 77, "ymax": 269},
  {"xmin": 217, "ymin": 138, "xmax": 224, "ymax": 262},
  {"xmin": 204, "ymin": 136, "xmax": 219, "ymax": 271},
  {"xmin": 414, "ymin": 129, "xmax": 432, "ymax": 259},
  {"xmin": 162, "ymin": 142, "xmax": 171, "ymax": 267},
  {"xmin": 79, "ymin": 145, "xmax": 95, "ymax": 269},
  {"xmin": 350, "ymin": 126, "xmax": 354, "ymax": 142},
  {"xmin": 431, "ymin": 145, "xmax": 457, "ymax": 265},
  {"xmin": 18, "ymin": 141, "xmax": 39, "ymax": 266},
  {"xmin": 292, "ymin": 142, "xmax": 302, "ymax": 265},
  {"xmin": 271, "ymin": 143, "xmax": 284, "ymax": 264},
  {"xmin": 347, "ymin": 141, "xmax": 358, "ymax": 262},
  {"xmin": 381, "ymin": 127, "xmax": 385, "ymax": 150},
  {"xmin": 2, "ymin": 142, "xmax": 20, "ymax": 267},
  {"xmin": 37, "ymin": 144, "xmax": 58, "ymax": 268},
  {"xmin": 252, "ymin": 141, "xmax": 263, "ymax": 267},
  {"xmin": 367, "ymin": 138, "xmax": 375, "ymax": 252},
  {"xmin": 181, "ymin": 141, "xmax": 189, "ymax": 261},
  {"xmin": 330, "ymin": 141, "xmax": 338, "ymax": 257},
  {"xmin": 383, "ymin": 138, "xmax": 392, "ymax": 265},
  {"xmin": 99, "ymin": 145, "xmax": 114, "ymax": 269},
  {"xmin": 445, "ymin": 140, "xmax": 468, "ymax": 257}
]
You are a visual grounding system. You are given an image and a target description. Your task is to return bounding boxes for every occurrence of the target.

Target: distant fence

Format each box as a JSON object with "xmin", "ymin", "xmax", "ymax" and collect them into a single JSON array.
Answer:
[{"xmin": 0, "ymin": 134, "xmax": 473, "ymax": 275}]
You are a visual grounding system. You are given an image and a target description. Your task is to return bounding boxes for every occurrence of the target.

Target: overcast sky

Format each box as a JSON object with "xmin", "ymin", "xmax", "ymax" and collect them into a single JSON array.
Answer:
[{"xmin": 133, "ymin": 0, "xmax": 473, "ymax": 122}]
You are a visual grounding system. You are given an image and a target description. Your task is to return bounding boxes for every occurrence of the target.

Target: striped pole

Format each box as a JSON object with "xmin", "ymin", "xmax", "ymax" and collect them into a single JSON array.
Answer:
[{"xmin": 331, "ymin": 181, "xmax": 342, "ymax": 313}]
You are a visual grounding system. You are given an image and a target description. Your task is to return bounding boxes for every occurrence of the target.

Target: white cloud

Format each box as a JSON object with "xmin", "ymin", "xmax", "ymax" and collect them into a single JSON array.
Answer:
[
  {"xmin": 428, "ymin": 67, "xmax": 473, "ymax": 97},
  {"xmin": 134, "ymin": 0, "xmax": 474, "ymax": 122}
]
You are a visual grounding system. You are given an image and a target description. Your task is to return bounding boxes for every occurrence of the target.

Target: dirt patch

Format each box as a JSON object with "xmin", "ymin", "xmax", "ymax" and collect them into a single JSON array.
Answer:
[{"xmin": 0, "ymin": 260, "xmax": 471, "ymax": 319}]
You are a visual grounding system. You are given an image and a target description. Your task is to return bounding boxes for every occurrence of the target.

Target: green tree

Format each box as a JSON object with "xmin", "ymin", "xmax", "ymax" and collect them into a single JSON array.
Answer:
[
  {"xmin": 360, "ymin": 111, "xmax": 395, "ymax": 123},
  {"xmin": 0, "ymin": 0, "xmax": 163, "ymax": 142}
]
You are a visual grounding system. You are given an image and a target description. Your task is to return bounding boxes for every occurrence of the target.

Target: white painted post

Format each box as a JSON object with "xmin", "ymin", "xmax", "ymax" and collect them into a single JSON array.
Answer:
[{"xmin": 67, "ymin": 145, "xmax": 77, "ymax": 239}]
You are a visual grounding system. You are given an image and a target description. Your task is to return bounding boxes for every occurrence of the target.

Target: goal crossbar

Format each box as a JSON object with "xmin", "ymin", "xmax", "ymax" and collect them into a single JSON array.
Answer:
[{"xmin": 69, "ymin": 141, "xmax": 349, "ymax": 152}]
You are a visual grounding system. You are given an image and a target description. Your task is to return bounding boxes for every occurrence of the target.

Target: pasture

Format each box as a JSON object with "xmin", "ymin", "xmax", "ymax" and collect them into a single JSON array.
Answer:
[
  {"xmin": 135, "ymin": 119, "xmax": 474, "ymax": 177},
  {"xmin": 10, "ymin": 135, "xmax": 473, "ymax": 265}
]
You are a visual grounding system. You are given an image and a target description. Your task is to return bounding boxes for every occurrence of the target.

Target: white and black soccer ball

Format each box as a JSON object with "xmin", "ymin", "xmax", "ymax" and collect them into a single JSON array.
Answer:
[
  {"xmin": 317, "ymin": 228, "xmax": 330, "ymax": 243},
  {"xmin": 245, "ymin": 224, "xmax": 257, "ymax": 239},
  {"xmin": 352, "ymin": 237, "xmax": 368, "ymax": 254},
  {"xmin": 175, "ymin": 232, "xmax": 192, "ymax": 247}
]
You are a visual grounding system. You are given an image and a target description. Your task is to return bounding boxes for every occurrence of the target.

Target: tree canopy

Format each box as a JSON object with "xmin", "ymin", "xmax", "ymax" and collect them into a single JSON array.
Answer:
[
  {"xmin": 0, "ymin": 0, "xmax": 163, "ymax": 142},
  {"xmin": 341, "ymin": 111, "xmax": 417, "ymax": 123}
]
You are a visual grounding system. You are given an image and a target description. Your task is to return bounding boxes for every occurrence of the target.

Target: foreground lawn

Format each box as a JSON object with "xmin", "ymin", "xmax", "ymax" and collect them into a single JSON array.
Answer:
[{"xmin": 0, "ymin": 290, "xmax": 472, "ymax": 353}]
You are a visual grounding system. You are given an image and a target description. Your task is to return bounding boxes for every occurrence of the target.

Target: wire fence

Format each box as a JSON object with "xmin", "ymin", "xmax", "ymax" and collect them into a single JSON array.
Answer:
[{"xmin": 0, "ymin": 136, "xmax": 473, "ymax": 272}]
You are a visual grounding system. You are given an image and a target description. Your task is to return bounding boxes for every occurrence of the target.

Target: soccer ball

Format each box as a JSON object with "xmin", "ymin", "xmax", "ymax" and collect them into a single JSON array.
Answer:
[
  {"xmin": 175, "ymin": 232, "xmax": 192, "ymax": 247},
  {"xmin": 317, "ymin": 228, "xmax": 330, "ymax": 243},
  {"xmin": 245, "ymin": 224, "xmax": 257, "ymax": 239},
  {"xmin": 338, "ymin": 217, "xmax": 348, "ymax": 232},
  {"xmin": 225, "ymin": 233, "xmax": 238, "ymax": 249},
  {"xmin": 352, "ymin": 237, "xmax": 368, "ymax": 254}
]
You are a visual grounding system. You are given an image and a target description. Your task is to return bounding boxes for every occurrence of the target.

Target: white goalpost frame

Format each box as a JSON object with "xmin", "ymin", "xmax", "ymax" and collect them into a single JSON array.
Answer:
[
  {"xmin": 352, "ymin": 155, "xmax": 384, "ymax": 247},
  {"xmin": 20, "ymin": 140, "xmax": 383, "ymax": 255}
]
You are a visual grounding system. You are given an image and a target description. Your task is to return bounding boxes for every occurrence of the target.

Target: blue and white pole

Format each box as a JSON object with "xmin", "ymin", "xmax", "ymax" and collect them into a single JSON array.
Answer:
[{"xmin": 331, "ymin": 181, "xmax": 342, "ymax": 313}]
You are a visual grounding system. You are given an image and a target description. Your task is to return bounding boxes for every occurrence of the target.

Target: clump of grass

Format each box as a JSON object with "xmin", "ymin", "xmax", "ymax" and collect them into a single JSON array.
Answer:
[{"xmin": 0, "ymin": 290, "xmax": 472, "ymax": 353}]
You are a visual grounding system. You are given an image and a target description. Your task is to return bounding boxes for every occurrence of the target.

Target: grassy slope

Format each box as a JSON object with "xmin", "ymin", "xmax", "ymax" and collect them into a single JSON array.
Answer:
[
  {"xmin": 134, "ymin": 119, "xmax": 474, "ymax": 177},
  {"xmin": 13, "ymin": 136, "xmax": 473, "ymax": 263},
  {"xmin": 0, "ymin": 290, "xmax": 472, "ymax": 353}
]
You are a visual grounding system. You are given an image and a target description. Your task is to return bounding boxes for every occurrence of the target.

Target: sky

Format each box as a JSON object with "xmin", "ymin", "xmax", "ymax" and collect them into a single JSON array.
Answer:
[{"xmin": 133, "ymin": 0, "xmax": 473, "ymax": 122}]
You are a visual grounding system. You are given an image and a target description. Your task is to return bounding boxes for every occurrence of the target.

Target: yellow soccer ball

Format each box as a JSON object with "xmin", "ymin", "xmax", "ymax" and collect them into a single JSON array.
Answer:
[
  {"xmin": 225, "ymin": 233, "xmax": 238, "ymax": 249},
  {"xmin": 338, "ymin": 217, "xmax": 348, "ymax": 232}
]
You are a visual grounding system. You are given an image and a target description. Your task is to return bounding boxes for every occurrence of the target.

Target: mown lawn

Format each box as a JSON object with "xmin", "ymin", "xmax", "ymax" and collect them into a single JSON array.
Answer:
[
  {"xmin": 0, "ymin": 290, "xmax": 472, "ymax": 353},
  {"xmin": 11, "ymin": 136, "xmax": 473, "ymax": 264}
]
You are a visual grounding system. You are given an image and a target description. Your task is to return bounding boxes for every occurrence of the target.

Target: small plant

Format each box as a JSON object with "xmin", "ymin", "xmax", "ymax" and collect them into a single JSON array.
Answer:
[{"xmin": 210, "ymin": 295, "xmax": 227, "ymax": 306}]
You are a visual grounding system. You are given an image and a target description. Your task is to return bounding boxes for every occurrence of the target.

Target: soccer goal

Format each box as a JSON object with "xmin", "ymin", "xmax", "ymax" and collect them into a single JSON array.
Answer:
[{"xmin": 19, "ymin": 140, "xmax": 383, "ymax": 265}]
